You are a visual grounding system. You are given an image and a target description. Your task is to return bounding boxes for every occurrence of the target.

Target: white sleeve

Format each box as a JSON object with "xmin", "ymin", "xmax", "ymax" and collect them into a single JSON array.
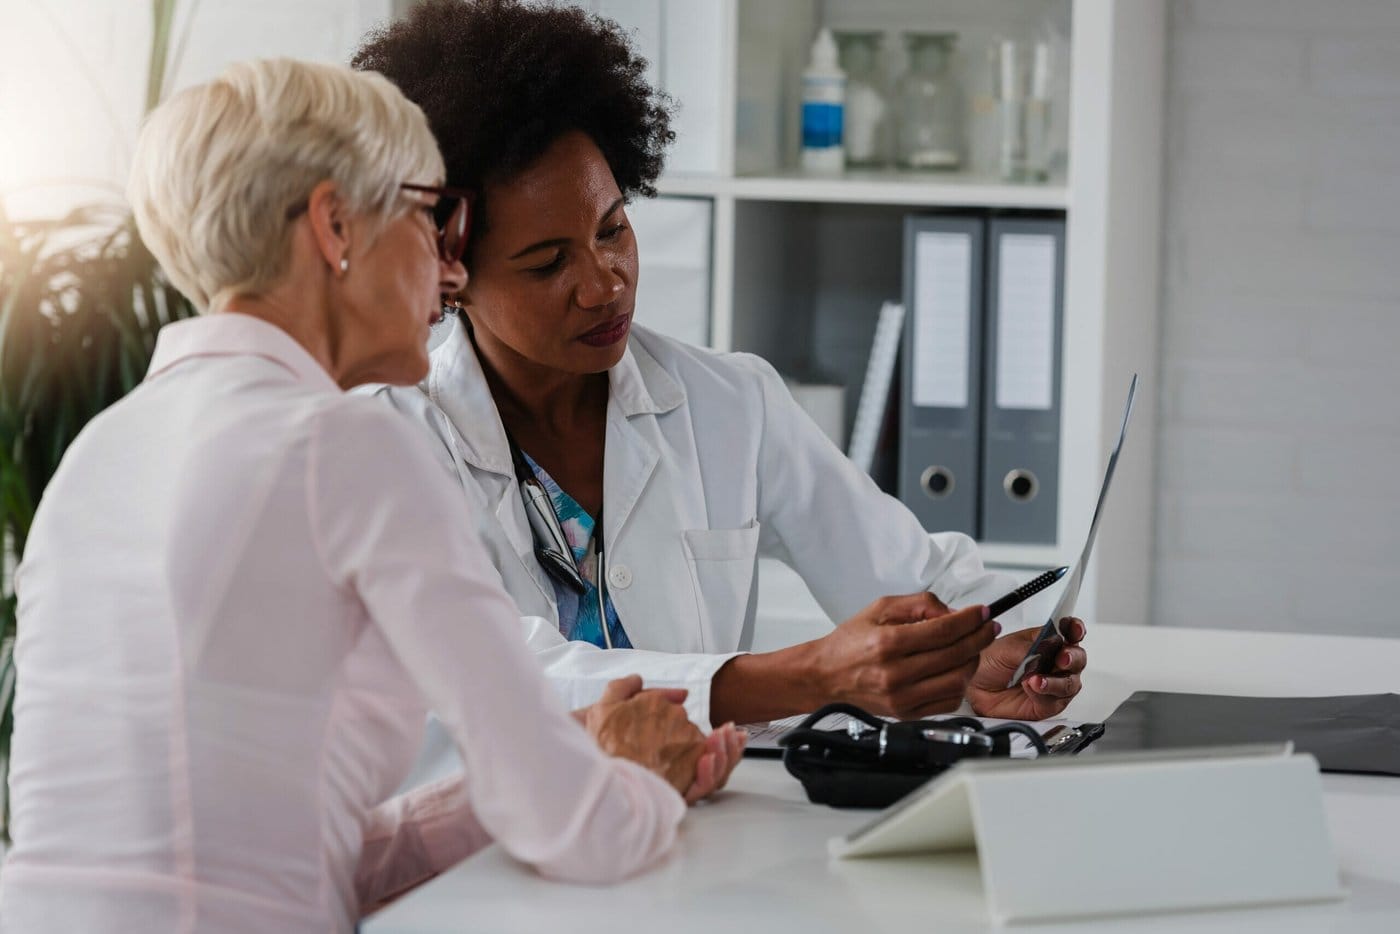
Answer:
[
  {"xmin": 307, "ymin": 400, "xmax": 685, "ymax": 894},
  {"xmin": 520, "ymin": 615, "xmax": 740, "ymax": 727},
  {"xmin": 740, "ymin": 355, "xmax": 1027, "ymax": 629}
]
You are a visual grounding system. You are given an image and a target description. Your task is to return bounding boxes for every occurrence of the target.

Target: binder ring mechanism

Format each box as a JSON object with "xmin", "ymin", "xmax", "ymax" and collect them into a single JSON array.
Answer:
[
  {"xmin": 919, "ymin": 465, "xmax": 955, "ymax": 499},
  {"xmin": 1003, "ymin": 469, "xmax": 1039, "ymax": 503}
]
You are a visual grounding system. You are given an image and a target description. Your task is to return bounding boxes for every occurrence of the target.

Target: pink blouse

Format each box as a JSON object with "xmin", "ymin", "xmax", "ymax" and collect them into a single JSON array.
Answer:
[{"xmin": 0, "ymin": 314, "xmax": 684, "ymax": 933}]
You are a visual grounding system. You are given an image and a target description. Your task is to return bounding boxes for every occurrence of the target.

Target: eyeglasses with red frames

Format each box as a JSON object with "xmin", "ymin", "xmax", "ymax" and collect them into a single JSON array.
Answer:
[{"xmin": 400, "ymin": 183, "xmax": 473, "ymax": 265}]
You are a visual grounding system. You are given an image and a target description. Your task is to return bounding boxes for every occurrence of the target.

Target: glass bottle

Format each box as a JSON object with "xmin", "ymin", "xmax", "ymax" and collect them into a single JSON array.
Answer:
[
  {"xmin": 894, "ymin": 32, "xmax": 964, "ymax": 171},
  {"xmin": 833, "ymin": 30, "xmax": 887, "ymax": 168},
  {"xmin": 993, "ymin": 38, "xmax": 1053, "ymax": 182}
]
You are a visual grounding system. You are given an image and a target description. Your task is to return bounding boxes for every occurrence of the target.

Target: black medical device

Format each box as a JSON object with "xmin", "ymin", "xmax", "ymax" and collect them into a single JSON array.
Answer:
[{"xmin": 779, "ymin": 703, "xmax": 1094, "ymax": 809}]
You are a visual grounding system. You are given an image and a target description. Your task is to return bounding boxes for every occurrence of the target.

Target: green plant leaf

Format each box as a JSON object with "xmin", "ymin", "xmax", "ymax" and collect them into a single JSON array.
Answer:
[
  {"xmin": 147, "ymin": 0, "xmax": 179, "ymax": 116},
  {"xmin": 0, "ymin": 0, "xmax": 199, "ymax": 839}
]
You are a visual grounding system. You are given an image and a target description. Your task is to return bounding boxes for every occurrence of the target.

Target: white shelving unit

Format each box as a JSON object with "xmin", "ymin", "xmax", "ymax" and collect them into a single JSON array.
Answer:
[
  {"xmin": 658, "ymin": 172, "xmax": 1069, "ymax": 209},
  {"xmin": 608, "ymin": 0, "xmax": 1166, "ymax": 625}
]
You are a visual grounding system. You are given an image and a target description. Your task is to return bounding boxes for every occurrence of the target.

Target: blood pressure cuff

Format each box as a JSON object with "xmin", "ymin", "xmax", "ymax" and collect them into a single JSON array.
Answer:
[{"xmin": 778, "ymin": 703, "xmax": 1051, "ymax": 809}]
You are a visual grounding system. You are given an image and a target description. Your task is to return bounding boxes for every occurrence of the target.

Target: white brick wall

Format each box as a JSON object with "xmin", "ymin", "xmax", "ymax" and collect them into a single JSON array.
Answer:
[{"xmin": 1154, "ymin": 0, "xmax": 1400, "ymax": 637}]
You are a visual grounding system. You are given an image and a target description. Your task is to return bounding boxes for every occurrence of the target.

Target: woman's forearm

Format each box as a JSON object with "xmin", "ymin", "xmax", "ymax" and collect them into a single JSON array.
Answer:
[{"xmin": 356, "ymin": 774, "xmax": 491, "ymax": 915}]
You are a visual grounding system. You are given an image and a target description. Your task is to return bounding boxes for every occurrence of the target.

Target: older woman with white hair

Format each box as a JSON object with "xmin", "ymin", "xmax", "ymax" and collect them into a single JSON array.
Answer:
[{"xmin": 0, "ymin": 58, "xmax": 742, "ymax": 933}]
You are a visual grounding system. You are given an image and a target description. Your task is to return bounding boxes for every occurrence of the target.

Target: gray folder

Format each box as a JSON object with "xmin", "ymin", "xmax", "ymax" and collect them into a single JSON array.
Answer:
[
  {"xmin": 898, "ymin": 215, "xmax": 985, "ymax": 537},
  {"xmin": 980, "ymin": 216, "xmax": 1065, "ymax": 545}
]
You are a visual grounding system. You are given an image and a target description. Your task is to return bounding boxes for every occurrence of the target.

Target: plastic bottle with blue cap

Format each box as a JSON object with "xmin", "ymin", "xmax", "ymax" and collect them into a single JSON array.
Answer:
[{"xmin": 800, "ymin": 28, "xmax": 846, "ymax": 174}]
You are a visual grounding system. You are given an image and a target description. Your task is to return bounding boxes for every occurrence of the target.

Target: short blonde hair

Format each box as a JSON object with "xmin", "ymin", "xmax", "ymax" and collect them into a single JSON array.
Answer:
[{"xmin": 128, "ymin": 58, "xmax": 444, "ymax": 311}]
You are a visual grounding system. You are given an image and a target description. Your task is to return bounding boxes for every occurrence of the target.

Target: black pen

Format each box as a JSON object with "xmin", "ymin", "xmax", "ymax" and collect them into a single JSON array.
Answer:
[{"xmin": 986, "ymin": 566, "xmax": 1069, "ymax": 620}]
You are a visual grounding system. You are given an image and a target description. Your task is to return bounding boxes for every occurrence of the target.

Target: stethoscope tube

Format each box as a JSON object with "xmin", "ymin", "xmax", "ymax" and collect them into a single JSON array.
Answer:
[
  {"xmin": 596, "ymin": 531, "xmax": 612, "ymax": 651},
  {"xmin": 512, "ymin": 439, "xmax": 614, "ymax": 650}
]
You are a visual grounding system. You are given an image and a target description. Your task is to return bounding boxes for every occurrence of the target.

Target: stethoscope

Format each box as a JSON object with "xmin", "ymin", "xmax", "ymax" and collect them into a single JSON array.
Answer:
[
  {"xmin": 508, "ymin": 438, "xmax": 615, "ymax": 650},
  {"xmin": 454, "ymin": 314, "xmax": 617, "ymax": 650}
]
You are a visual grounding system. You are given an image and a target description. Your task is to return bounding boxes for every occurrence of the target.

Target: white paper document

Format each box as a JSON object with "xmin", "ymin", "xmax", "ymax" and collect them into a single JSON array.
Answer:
[
  {"xmin": 1006, "ymin": 374, "xmax": 1139, "ymax": 688},
  {"xmin": 1044, "ymin": 373, "xmax": 1137, "ymax": 627}
]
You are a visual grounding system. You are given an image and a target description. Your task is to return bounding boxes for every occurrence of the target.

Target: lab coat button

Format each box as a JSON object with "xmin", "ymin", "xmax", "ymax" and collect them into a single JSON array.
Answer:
[{"xmin": 608, "ymin": 564, "xmax": 633, "ymax": 590}]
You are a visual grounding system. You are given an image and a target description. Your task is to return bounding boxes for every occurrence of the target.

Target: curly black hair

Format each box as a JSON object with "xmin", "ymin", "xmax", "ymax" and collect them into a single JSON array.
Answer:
[{"xmin": 353, "ymin": 0, "xmax": 674, "ymax": 247}]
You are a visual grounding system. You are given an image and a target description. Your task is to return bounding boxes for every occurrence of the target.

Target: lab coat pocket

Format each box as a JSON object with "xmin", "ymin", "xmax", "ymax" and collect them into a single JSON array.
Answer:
[{"xmin": 681, "ymin": 520, "xmax": 761, "ymax": 652}]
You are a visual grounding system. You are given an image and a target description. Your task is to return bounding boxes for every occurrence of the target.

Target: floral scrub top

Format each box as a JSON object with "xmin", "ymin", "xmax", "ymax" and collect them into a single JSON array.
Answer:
[{"xmin": 521, "ymin": 452, "xmax": 632, "ymax": 650}]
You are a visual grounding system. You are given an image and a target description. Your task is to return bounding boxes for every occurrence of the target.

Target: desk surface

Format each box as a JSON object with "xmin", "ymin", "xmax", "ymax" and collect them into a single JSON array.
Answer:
[{"xmin": 366, "ymin": 624, "xmax": 1400, "ymax": 933}]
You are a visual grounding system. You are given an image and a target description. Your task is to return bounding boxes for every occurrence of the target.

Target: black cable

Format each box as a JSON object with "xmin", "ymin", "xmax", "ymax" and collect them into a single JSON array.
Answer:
[
  {"xmin": 779, "ymin": 704, "xmax": 1050, "ymax": 761},
  {"xmin": 978, "ymin": 722, "xmax": 1050, "ymax": 756}
]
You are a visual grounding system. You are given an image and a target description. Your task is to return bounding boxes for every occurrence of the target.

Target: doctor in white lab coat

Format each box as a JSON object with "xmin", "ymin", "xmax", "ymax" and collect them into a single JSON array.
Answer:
[
  {"xmin": 356, "ymin": 0, "xmax": 1086, "ymax": 742},
  {"xmin": 378, "ymin": 313, "xmax": 1088, "ymax": 730}
]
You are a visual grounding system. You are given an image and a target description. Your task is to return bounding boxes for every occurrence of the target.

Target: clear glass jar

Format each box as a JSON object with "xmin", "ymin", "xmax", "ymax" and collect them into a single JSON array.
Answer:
[
  {"xmin": 894, "ymin": 32, "xmax": 963, "ymax": 171},
  {"xmin": 834, "ymin": 30, "xmax": 887, "ymax": 168},
  {"xmin": 993, "ymin": 38, "xmax": 1053, "ymax": 182}
]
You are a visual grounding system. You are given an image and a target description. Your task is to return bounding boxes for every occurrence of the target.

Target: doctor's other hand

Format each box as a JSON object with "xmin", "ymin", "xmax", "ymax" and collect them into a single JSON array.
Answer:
[
  {"xmin": 810, "ymin": 594, "xmax": 999, "ymax": 720},
  {"xmin": 582, "ymin": 675, "xmax": 740, "ymax": 801},
  {"xmin": 965, "ymin": 617, "xmax": 1087, "ymax": 721}
]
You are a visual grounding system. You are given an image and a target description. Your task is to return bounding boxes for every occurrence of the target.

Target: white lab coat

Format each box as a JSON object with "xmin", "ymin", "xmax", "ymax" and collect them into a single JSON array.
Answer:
[{"xmin": 375, "ymin": 315, "xmax": 1022, "ymax": 737}]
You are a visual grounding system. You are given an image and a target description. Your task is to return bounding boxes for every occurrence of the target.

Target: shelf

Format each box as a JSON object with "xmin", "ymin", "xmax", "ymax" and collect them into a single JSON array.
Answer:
[
  {"xmin": 978, "ymin": 542, "xmax": 1069, "ymax": 570},
  {"xmin": 656, "ymin": 169, "xmax": 1068, "ymax": 209},
  {"xmin": 645, "ymin": 0, "xmax": 1164, "ymax": 627}
]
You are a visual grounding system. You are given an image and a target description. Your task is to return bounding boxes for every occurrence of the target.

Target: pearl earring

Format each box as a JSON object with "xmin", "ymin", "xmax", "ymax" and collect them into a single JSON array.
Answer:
[{"xmin": 339, "ymin": 258, "xmax": 349, "ymax": 273}]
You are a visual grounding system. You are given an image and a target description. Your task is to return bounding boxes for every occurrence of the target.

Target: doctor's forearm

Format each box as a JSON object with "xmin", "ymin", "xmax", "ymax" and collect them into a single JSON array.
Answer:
[
  {"xmin": 708, "ymin": 644, "xmax": 830, "ymax": 726},
  {"xmin": 709, "ymin": 597, "xmax": 996, "ymax": 724}
]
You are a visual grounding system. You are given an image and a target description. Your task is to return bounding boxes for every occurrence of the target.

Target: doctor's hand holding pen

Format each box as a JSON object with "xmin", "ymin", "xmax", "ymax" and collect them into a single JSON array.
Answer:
[
  {"xmin": 807, "ymin": 594, "xmax": 1000, "ymax": 720},
  {"xmin": 709, "ymin": 590, "xmax": 1086, "ymax": 725},
  {"xmin": 711, "ymin": 593, "xmax": 999, "ymax": 724},
  {"xmin": 579, "ymin": 675, "xmax": 747, "ymax": 804}
]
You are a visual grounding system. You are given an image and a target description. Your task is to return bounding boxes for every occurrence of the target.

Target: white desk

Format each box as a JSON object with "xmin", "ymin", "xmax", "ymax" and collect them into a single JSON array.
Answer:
[{"xmin": 366, "ymin": 624, "xmax": 1400, "ymax": 933}]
